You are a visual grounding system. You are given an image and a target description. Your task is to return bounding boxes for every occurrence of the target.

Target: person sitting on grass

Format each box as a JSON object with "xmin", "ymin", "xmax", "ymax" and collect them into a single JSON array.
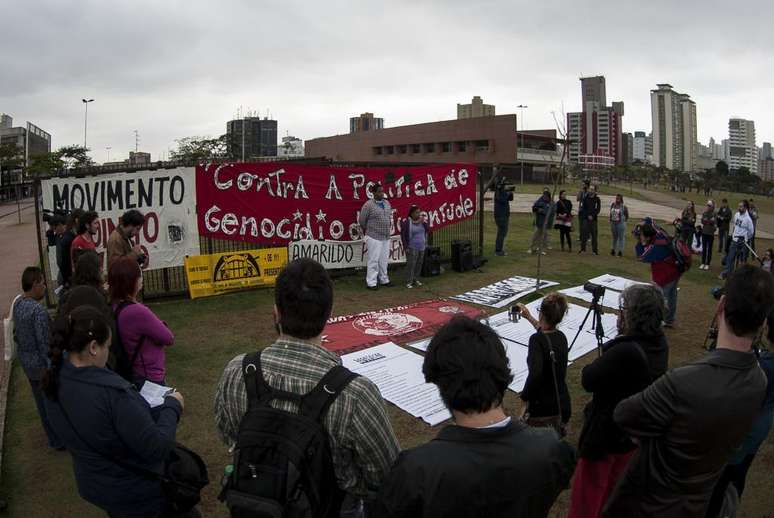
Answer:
[
  {"xmin": 400, "ymin": 204, "xmax": 428, "ymax": 289},
  {"xmin": 42, "ymin": 306, "xmax": 193, "ymax": 518},
  {"xmin": 373, "ymin": 316, "xmax": 576, "ymax": 518},
  {"xmin": 516, "ymin": 293, "xmax": 571, "ymax": 434}
]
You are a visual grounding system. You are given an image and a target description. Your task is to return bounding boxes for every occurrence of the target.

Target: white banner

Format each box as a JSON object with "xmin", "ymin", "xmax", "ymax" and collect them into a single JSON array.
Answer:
[
  {"xmin": 288, "ymin": 236, "xmax": 405, "ymax": 270},
  {"xmin": 41, "ymin": 167, "xmax": 200, "ymax": 271},
  {"xmin": 451, "ymin": 276, "xmax": 560, "ymax": 308}
]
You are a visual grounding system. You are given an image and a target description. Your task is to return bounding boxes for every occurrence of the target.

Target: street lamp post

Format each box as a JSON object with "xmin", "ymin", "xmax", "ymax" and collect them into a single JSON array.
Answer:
[
  {"xmin": 106, "ymin": 146, "xmax": 112, "ymax": 163},
  {"xmin": 517, "ymin": 104, "xmax": 528, "ymax": 185},
  {"xmin": 82, "ymin": 98, "xmax": 94, "ymax": 149}
]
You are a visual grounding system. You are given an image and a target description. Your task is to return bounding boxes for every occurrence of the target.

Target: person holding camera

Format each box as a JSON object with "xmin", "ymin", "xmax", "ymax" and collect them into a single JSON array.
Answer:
[
  {"xmin": 568, "ymin": 284, "xmax": 669, "ymax": 518},
  {"xmin": 605, "ymin": 265, "xmax": 773, "ymax": 518},
  {"xmin": 635, "ymin": 218, "xmax": 681, "ymax": 327},
  {"xmin": 107, "ymin": 209, "xmax": 147, "ymax": 271},
  {"xmin": 516, "ymin": 294, "xmax": 571, "ymax": 433},
  {"xmin": 720, "ymin": 201, "xmax": 755, "ymax": 280},
  {"xmin": 528, "ymin": 190, "xmax": 554, "ymax": 255},
  {"xmin": 492, "ymin": 171, "xmax": 514, "ymax": 256}
]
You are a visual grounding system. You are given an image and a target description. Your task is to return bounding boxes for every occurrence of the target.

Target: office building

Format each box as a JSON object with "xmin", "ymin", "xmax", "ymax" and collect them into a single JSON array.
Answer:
[
  {"xmin": 349, "ymin": 112, "xmax": 384, "ymax": 133},
  {"xmin": 650, "ymin": 84, "xmax": 697, "ymax": 172},
  {"xmin": 727, "ymin": 118, "xmax": 757, "ymax": 175},
  {"xmin": 0, "ymin": 114, "xmax": 52, "ymax": 186},
  {"xmin": 622, "ymin": 132, "xmax": 634, "ymax": 165},
  {"xmin": 759, "ymin": 158, "xmax": 774, "ymax": 182},
  {"xmin": 761, "ymin": 142, "xmax": 772, "ymax": 160},
  {"xmin": 632, "ymin": 131, "xmax": 653, "ymax": 163},
  {"xmin": 277, "ymin": 135, "xmax": 304, "ymax": 158},
  {"xmin": 567, "ymin": 77, "xmax": 625, "ymax": 166},
  {"xmin": 457, "ymin": 96, "xmax": 496, "ymax": 119},
  {"xmin": 226, "ymin": 116, "xmax": 278, "ymax": 159}
]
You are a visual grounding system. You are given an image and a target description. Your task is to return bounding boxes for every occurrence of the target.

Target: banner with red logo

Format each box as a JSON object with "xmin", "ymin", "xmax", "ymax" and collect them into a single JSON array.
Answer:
[
  {"xmin": 196, "ymin": 162, "xmax": 477, "ymax": 245},
  {"xmin": 321, "ymin": 299, "xmax": 483, "ymax": 355}
]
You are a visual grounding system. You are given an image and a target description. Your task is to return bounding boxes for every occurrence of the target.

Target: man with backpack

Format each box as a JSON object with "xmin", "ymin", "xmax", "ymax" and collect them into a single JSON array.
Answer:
[
  {"xmin": 636, "ymin": 218, "xmax": 683, "ymax": 328},
  {"xmin": 214, "ymin": 258, "xmax": 400, "ymax": 517}
]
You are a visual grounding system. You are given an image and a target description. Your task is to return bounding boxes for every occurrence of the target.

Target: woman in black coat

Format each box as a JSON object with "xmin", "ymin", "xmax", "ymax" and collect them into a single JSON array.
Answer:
[
  {"xmin": 567, "ymin": 283, "xmax": 669, "ymax": 518},
  {"xmin": 554, "ymin": 190, "xmax": 574, "ymax": 252}
]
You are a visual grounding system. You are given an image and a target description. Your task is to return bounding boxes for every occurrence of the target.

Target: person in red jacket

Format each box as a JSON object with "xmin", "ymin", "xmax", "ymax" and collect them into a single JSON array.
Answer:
[{"xmin": 635, "ymin": 218, "xmax": 681, "ymax": 327}]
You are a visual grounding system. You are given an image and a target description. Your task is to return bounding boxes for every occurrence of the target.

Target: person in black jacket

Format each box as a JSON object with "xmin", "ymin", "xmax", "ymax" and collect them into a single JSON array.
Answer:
[
  {"xmin": 42, "ymin": 306, "xmax": 196, "ymax": 518},
  {"xmin": 567, "ymin": 283, "xmax": 669, "ymax": 518},
  {"xmin": 516, "ymin": 293, "xmax": 571, "ymax": 429},
  {"xmin": 373, "ymin": 316, "xmax": 576, "ymax": 518},
  {"xmin": 579, "ymin": 185, "xmax": 601, "ymax": 254},
  {"xmin": 56, "ymin": 208, "xmax": 84, "ymax": 290},
  {"xmin": 555, "ymin": 190, "xmax": 574, "ymax": 252}
]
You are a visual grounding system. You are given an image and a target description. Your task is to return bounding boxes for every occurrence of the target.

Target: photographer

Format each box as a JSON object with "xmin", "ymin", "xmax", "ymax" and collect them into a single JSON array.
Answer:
[
  {"xmin": 568, "ymin": 284, "xmax": 668, "ymax": 518},
  {"xmin": 491, "ymin": 169, "xmax": 514, "ymax": 257},
  {"xmin": 107, "ymin": 209, "xmax": 146, "ymax": 271},
  {"xmin": 635, "ymin": 218, "xmax": 681, "ymax": 327},
  {"xmin": 528, "ymin": 190, "xmax": 554, "ymax": 255},
  {"xmin": 720, "ymin": 201, "xmax": 754, "ymax": 280}
]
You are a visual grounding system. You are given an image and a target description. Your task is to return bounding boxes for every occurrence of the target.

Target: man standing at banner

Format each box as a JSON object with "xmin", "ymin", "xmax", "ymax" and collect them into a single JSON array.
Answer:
[
  {"xmin": 359, "ymin": 183, "xmax": 393, "ymax": 290},
  {"xmin": 107, "ymin": 209, "xmax": 147, "ymax": 270}
]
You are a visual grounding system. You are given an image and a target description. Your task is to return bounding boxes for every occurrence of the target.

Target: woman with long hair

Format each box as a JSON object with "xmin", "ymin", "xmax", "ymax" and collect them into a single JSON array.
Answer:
[
  {"xmin": 42, "ymin": 306, "xmax": 190, "ymax": 517},
  {"xmin": 109, "ymin": 256, "xmax": 175, "ymax": 385},
  {"xmin": 400, "ymin": 205, "xmax": 429, "ymax": 289},
  {"xmin": 554, "ymin": 190, "xmax": 573, "ymax": 252},
  {"xmin": 609, "ymin": 194, "xmax": 629, "ymax": 257}
]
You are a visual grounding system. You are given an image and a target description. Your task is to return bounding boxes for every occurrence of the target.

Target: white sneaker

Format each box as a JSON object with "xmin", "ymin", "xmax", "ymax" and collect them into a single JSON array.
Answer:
[
  {"xmin": 414, "ymin": 280, "xmax": 423, "ymax": 287},
  {"xmin": 406, "ymin": 283, "xmax": 413, "ymax": 289},
  {"xmin": 541, "ymin": 251, "xmax": 547, "ymax": 255}
]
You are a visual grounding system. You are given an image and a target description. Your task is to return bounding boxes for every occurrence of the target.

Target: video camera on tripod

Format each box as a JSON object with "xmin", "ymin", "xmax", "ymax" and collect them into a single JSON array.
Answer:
[{"xmin": 569, "ymin": 281, "xmax": 608, "ymax": 355}]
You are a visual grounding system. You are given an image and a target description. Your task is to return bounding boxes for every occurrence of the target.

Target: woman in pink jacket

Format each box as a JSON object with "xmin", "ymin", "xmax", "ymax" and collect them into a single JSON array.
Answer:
[{"xmin": 108, "ymin": 257, "xmax": 175, "ymax": 385}]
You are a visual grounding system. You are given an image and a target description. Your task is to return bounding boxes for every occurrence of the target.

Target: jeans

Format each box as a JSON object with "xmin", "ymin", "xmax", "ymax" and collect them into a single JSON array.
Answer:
[
  {"xmin": 722, "ymin": 238, "xmax": 745, "ymax": 277},
  {"xmin": 718, "ymin": 228, "xmax": 728, "ymax": 252},
  {"xmin": 701, "ymin": 234, "xmax": 714, "ymax": 265},
  {"xmin": 365, "ymin": 236, "xmax": 390, "ymax": 287},
  {"xmin": 558, "ymin": 226, "xmax": 572, "ymax": 250},
  {"xmin": 405, "ymin": 248, "xmax": 425, "ymax": 285},
  {"xmin": 610, "ymin": 222, "xmax": 626, "ymax": 253},
  {"xmin": 494, "ymin": 215, "xmax": 509, "ymax": 253},
  {"xmin": 580, "ymin": 219, "xmax": 598, "ymax": 253},
  {"xmin": 661, "ymin": 280, "xmax": 678, "ymax": 324},
  {"xmin": 28, "ymin": 378, "xmax": 62, "ymax": 449}
]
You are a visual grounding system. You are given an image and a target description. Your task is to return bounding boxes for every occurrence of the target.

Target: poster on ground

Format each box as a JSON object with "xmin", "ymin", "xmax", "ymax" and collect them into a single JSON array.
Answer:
[
  {"xmin": 451, "ymin": 276, "xmax": 560, "ymax": 308},
  {"xmin": 322, "ymin": 299, "xmax": 483, "ymax": 355},
  {"xmin": 196, "ymin": 162, "xmax": 477, "ymax": 246},
  {"xmin": 289, "ymin": 236, "xmax": 405, "ymax": 270},
  {"xmin": 586, "ymin": 274, "xmax": 649, "ymax": 292},
  {"xmin": 184, "ymin": 247, "xmax": 288, "ymax": 299},
  {"xmin": 40, "ymin": 167, "xmax": 200, "ymax": 270},
  {"xmin": 558, "ymin": 285, "xmax": 623, "ymax": 311},
  {"xmin": 341, "ymin": 342, "xmax": 451, "ymax": 426}
]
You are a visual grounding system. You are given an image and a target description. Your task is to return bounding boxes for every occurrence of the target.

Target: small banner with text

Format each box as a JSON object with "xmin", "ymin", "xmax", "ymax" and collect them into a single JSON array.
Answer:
[{"xmin": 184, "ymin": 247, "xmax": 288, "ymax": 299}]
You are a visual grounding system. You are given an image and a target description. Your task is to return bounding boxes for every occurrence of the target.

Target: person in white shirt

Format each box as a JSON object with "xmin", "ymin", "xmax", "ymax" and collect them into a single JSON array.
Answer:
[{"xmin": 720, "ymin": 201, "xmax": 755, "ymax": 279}]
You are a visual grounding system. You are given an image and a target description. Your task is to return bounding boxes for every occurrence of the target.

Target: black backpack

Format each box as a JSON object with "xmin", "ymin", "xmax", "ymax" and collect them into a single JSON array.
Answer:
[
  {"xmin": 112, "ymin": 301, "xmax": 147, "ymax": 382},
  {"xmin": 220, "ymin": 351, "xmax": 358, "ymax": 518}
]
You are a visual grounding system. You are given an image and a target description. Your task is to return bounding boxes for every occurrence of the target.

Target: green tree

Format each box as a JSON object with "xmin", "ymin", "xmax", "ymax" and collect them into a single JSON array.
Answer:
[
  {"xmin": 25, "ymin": 145, "xmax": 91, "ymax": 177},
  {"xmin": 170, "ymin": 135, "xmax": 229, "ymax": 162}
]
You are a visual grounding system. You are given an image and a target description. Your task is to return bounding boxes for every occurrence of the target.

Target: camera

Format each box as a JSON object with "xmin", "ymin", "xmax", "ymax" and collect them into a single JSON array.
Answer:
[
  {"xmin": 632, "ymin": 223, "xmax": 643, "ymax": 238},
  {"xmin": 710, "ymin": 286, "xmax": 724, "ymax": 300},
  {"xmin": 508, "ymin": 305, "xmax": 522, "ymax": 322},
  {"xmin": 583, "ymin": 282, "xmax": 606, "ymax": 299}
]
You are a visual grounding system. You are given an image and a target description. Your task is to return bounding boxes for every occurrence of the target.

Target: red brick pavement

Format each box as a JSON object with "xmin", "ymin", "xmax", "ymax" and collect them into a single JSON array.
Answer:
[{"xmin": 0, "ymin": 201, "xmax": 40, "ymax": 472}]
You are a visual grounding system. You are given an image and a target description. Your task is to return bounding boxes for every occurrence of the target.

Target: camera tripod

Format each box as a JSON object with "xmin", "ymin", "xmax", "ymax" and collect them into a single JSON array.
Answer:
[{"xmin": 568, "ymin": 292, "xmax": 607, "ymax": 356}]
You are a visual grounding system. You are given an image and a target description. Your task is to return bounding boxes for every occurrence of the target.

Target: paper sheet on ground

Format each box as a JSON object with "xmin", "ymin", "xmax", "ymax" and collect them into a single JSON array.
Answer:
[
  {"xmin": 451, "ymin": 276, "xmax": 560, "ymax": 308},
  {"xmin": 586, "ymin": 274, "xmax": 649, "ymax": 292},
  {"xmin": 558, "ymin": 285, "xmax": 623, "ymax": 310},
  {"xmin": 341, "ymin": 342, "xmax": 451, "ymax": 426},
  {"xmin": 140, "ymin": 381, "xmax": 175, "ymax": 408}
]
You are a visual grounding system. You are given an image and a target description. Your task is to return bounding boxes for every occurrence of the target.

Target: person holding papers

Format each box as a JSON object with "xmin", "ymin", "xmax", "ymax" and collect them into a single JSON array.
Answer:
[
  {"xmin": 516, "ymin": 293, "xmax": 571, "ymax": 435},
  {"xmin": 567, "ymin": 284, "xmax": 669, "ymax": 518},
  {"xmin": 374, "ymin": 316, "xmax": 576, "ymax": 518},
  {"xmin": 42, "ymin": 306, "xmax": 191, "ymax": 517}
]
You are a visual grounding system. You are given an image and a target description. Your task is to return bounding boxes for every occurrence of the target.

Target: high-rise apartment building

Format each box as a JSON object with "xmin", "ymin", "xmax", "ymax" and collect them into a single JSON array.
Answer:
[
  {"xmin": 457, "ymin": 96, "xmax": 495, "ymax": 119},
  {"xmin": 349, "ymin": 112, "xmax": 384, "ymax": 133},
  {"xmin": 727, "ymin": 118, "xmax": 757, "ymax": 175},
  {"xmin": 226, "ymin": 116, "xmax": 278, "ymax": 159},
  {"xmin": 761, "ymin": 142, "xmax": 772, "ymax": 160},
  {"xmin": 622, "ymin": 132, "xmax": 634, "ymax": 165},
  {"xmin": 650, "ymin": 84, "xmax": 697, "ymax": 172},
  {"xmin": 759, "ymin": 158, "xmax": 774, "ymax": 182},
  {"xmin": 567, "ymin": 76, "xmax": 624, "ymax": 166}
]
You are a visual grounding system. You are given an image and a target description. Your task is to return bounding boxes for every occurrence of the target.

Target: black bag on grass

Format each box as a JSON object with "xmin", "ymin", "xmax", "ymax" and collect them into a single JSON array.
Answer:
[{"xmin": 220, "ymin": 351, "xmax": 358, "ymax": 518}]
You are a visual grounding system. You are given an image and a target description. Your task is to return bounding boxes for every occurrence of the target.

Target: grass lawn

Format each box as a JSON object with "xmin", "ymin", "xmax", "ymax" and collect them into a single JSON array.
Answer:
[
  {"xmin": 3, "ymin": 214, "xmax": 774, "ymax": 517},
  {"xmin": 639, "ymin": 185, "xmax": 774, "ymax": 215},
  {"xmin": 513, "ymin": 181, "xmax": 649, "ymax": 202}
]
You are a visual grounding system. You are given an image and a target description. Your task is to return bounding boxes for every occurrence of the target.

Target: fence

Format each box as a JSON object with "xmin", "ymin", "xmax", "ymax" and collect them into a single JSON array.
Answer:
[{"xmin": 36, "ymin": 160, "xmax": 486, "ymax": 300}]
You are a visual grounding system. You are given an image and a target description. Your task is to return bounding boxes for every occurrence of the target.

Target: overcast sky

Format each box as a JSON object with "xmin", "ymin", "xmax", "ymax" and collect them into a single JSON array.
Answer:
[{"xmin": 3, "ymin": 0, "xmax": 773, "ymax": 162}]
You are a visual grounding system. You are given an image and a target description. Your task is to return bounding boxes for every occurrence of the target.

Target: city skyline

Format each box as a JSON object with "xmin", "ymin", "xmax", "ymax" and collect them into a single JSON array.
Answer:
[{"xmin": 2, "ymin": 0, "xmax": 772, "ymax": 161}]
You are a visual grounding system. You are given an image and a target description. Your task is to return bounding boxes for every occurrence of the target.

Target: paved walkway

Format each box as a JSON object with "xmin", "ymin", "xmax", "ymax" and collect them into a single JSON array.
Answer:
[{"xmin": 0, "ymin": 200, "xmax": 39, "ymax": 476}]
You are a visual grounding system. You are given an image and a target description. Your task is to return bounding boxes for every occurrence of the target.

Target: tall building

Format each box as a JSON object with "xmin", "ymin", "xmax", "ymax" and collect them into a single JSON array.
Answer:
[
  {"xmin": 650, "ymin": 84, "xmax": 697, "ymax": 172},
  {"xmin": 349, "ymin": 112, "xmax": 384, "ymax": 133},
  {"xmin": 633, "ymin": 131, "xmax": 647, "ymax": 162},
  {"xmin": 759, "ymin": 158, "xmax": 774, "ymax": 182},
  {"xmin": 226, "ymin": 116, "xmax": 278, "ymax": 159},
  {"xmin": 727, "ymin": 118, "xmax": 757, "ymax": 175},
  {"xmin": 0, "ymin": 114, "xmax": 52, "ymax": 185},
  {"xmin": 277, "ymin": 135, "xmax": 304, "ymax": 158},
  {"xmin": 567, "ymin": 76, "xmax": 624, "ymax": 166},
  {"xmin": 581, "ymin": 76, "xmax": 606, "ymax": 111},
  {"xmin": 761, "ymin": 142, "xmax": 772, "ymax": 160},
  {"xmin": 457, "ymin": 96, "xmax": 495, "ymax": 119},
  {"xmin": 622, "ymin": 132, "xmax": 634, "ymax": 165},
  {"xmin": 722, "ymin": 139, "xmax": 730, "ymax": 162}
]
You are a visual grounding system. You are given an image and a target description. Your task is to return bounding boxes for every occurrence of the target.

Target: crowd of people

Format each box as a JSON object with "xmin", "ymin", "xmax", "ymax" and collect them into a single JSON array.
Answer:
[{"xmin": 7, "ymin": 182, "xmax": 774, "ymax": 518}]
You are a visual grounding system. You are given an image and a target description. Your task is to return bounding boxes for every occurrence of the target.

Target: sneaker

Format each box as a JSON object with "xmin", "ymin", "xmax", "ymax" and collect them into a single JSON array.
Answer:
[
  {"xmin": 379, "ymin": 282, "xmax": 394, "ymax": 288},
  {"xmin": 610, "ymin": 249, "xmax": 615, "ymax": 256},
  {"xmin": 367, "ymin": 285, "xmax": 378, "ymax": 291},
  {"xmin": 617, "ymin": 251, "xmax": 622, "ymax": 257},
  {"xmin": 663, "ymin": 322, "xmax": 674, "ymax": 329},
  {"xmin": 541, "ymin": 251, "xmax": 547, "ymax": 256},
  {"xmin": 406, "ymin": 283, "xmax": 413, "ymax": 289},
  {"xmin": 593, "ymin": 252, "xmax": 599, "ymax": 255},
  {"xmin": 526, "ymin": 249, "xmax": 533, "ymax": 254},
  {"xmin": 414, "ymin": 280, "xmax": 423, "ymax": 287}
]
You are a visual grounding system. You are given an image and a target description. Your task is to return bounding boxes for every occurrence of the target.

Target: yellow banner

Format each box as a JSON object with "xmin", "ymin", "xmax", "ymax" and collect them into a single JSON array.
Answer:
[{"xmin": 184, "ymin": 247, "xmax": 288, "ymax": 299}]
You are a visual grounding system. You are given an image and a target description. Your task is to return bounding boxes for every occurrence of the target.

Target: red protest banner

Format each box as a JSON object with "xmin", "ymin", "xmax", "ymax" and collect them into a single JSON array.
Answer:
[
  {"xmin": 321, "ymin": 299, "xmax": 484, "ymax": 355},
  {"xmin": 196, "ymin": 162, "xmax": 477, "ymax": 245}
]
